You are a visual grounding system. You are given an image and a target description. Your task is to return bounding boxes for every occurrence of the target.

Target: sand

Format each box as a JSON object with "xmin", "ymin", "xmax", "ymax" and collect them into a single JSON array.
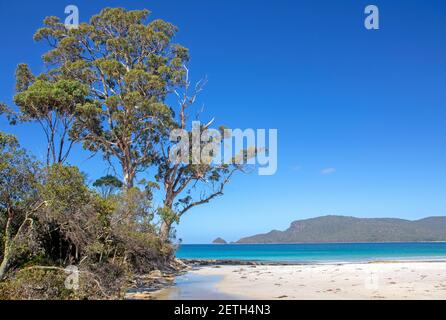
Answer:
[{"xmin": 192, "ymin": 261, "xmax": 446, "ymax": 299}]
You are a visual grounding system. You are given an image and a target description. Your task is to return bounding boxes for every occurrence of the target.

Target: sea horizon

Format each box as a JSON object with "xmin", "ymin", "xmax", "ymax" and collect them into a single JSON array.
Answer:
[
  {"xmin": 181, "ymin": 240, "xmax": 446, "ymax": 245},
  {"xmin": 176, "ymin": 242, "xmax": 446, "ymax": 263}
]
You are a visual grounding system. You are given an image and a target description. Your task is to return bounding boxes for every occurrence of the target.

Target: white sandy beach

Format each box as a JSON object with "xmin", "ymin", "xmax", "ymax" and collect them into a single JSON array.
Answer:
[{"xmin": 192, "ymin": 261, "xmax": 446, "ymax": 299}]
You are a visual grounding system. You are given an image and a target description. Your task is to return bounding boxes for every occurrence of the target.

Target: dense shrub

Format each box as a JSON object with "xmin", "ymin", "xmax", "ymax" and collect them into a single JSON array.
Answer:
[
  {"xmin": 0, "ymin": 263, "xmax": 128, "ymax": 300},
  {"xmin": 0, "ymin": 149, "xmax": 175, "ymax": 299}
]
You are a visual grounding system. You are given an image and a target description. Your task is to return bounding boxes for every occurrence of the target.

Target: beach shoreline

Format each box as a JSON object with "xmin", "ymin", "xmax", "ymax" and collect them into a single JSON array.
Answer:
[
  {"xmin": 181, "ymin": 257, "xmax": 446, "ymax": 266},
  {"xmin": 139, "ymin": 259, "xmax": 446, "ymax": 300}
]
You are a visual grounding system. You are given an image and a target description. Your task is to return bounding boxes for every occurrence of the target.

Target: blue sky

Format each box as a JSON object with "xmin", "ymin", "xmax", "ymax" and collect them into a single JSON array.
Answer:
[{"xmin": 1, "ymin": 0, "xmax": 446, "ymax": 243}]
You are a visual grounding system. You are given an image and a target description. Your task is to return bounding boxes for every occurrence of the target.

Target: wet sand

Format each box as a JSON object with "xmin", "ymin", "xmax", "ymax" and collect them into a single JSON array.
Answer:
[{"xmin": 151, "ymin": 273, "xmax": 242, "ymax": 300}]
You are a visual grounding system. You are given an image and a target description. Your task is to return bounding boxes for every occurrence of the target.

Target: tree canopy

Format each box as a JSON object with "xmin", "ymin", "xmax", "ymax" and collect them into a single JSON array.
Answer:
[{"xmin": 33, "ymin": 8, "xmax": 189, "ymax": 187}]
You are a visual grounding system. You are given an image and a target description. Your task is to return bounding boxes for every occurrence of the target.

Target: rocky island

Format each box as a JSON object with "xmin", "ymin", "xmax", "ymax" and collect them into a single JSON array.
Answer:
[{"xmin": 212, "ymin": 237, "xmax": 228, "ymax": 244}]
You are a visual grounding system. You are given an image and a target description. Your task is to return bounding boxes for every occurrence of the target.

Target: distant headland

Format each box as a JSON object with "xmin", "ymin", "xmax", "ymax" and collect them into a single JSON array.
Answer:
[{"xmin": 236, "ymin": 215, "xmax": 446, "ymax": 243}]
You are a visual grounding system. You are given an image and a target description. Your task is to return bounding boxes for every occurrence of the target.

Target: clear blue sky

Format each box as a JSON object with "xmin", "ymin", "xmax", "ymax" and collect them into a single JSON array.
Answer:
[{"xmin": 1, "ymin": 1, "xmax": 446, "ymax": 243}]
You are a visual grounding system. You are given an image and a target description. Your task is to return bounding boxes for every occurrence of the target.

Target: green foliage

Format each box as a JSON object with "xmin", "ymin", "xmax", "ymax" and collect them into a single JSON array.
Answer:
[
  {"xmin": 157, "ymin": 206, "xmax": 179, "ymax": 226},
  {"xmin": 113, "ymin": 188, "xmax": 153, "ymax": 224},
  {"xmin": 0, "ymin": 268, "xmax": 75, "ymax": 300},
  {"xmin": 15, "ymin": 64, "xmax": 35, "ymax": 93},
  {"xmin": 0, "ymin": 132, "xmax": 41, "ymax": 280},
  {"xmin": 33, "ymin": 7, "xmax": 189, "ymax": 188},
  {"xmin": 0, "ymin": 132, "xmax": 39, "ymax": 209},
  {"xmin": 37, "ymin": 164, "xmax": 119, "ymax": 267},
  {"xmin": 14, "ymin": 79, "xmax": 88, "ymax": 118},
  {"xmin": 0, "ymin": 159, "xmax": 171, "ymax": 298},
  {"xmin": 0, "ymin": 264, "xmax": 128, "ymax": 299},
  {"xmin": 0, "ymin": 131, "xmax": 39, "ymax": 228},
  {"xmin": 40, "ymin": 164, "xmax": 90, "ymax": 218},
  {"xmin": 8, "ymin": 71, "xmax": 90, "ymax": 165}
]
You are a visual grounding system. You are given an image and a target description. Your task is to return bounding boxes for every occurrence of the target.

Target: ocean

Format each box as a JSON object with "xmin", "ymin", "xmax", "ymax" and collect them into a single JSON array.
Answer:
[{"xmin": 176, "ymin": 242, "xmax": 446, "ymax": 263}]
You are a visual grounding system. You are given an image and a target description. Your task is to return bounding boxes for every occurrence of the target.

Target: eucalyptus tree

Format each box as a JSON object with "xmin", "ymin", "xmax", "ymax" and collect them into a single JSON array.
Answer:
[{"xmin": 33, "ymin": 8, "xmax": 188, "ymax": 188}]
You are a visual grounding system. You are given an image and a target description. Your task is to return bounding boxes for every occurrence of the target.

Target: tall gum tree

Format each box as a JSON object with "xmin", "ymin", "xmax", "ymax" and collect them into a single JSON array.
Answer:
[{"xmin": 32, "ymin": 8, "xmax": 189, "ymax": 188}]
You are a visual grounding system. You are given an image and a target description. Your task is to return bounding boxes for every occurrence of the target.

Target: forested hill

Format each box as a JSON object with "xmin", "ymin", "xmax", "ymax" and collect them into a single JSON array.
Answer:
[{"xmin": 236, "ymin": 215, "xmax": 446, "ymax": 243}]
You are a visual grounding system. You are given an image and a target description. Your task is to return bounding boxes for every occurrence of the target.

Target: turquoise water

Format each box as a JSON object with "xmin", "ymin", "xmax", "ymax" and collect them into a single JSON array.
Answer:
[{"xmin": 176, "ymin": 243, "xmax": 446, "ymax": 263}]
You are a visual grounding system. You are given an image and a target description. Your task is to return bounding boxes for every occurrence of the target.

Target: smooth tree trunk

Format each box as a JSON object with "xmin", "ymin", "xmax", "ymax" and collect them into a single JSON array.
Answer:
[
  {"xmin": 124, "ymin": 175, "xmax": 134, "ymax": 189},
  {"xmin": 123, "ymin": 162, "xmax": 136, "ymax": 189},
  {"xmin": 160, "ymin": 220, "xmax": 172, "ymax": 242}
]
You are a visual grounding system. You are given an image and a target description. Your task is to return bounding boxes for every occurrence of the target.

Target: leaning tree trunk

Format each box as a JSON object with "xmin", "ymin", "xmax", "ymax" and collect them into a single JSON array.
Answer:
[
  {"xmin": 0, "ymin": 245, "xmax": 11, "ymax": 280},
  {"xmin": 0, "ymin": 209, "xmax": 38, "ymax": 280},
  {"xmin": 0, "ymin": 214, "xmax": 13, "ymax": 280}
]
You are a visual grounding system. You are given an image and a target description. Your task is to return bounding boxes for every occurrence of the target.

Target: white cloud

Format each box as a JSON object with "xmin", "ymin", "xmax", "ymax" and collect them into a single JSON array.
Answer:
[{"xmin": 321, "ymin": 167, "xmax": 336, "ymax": 175}]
